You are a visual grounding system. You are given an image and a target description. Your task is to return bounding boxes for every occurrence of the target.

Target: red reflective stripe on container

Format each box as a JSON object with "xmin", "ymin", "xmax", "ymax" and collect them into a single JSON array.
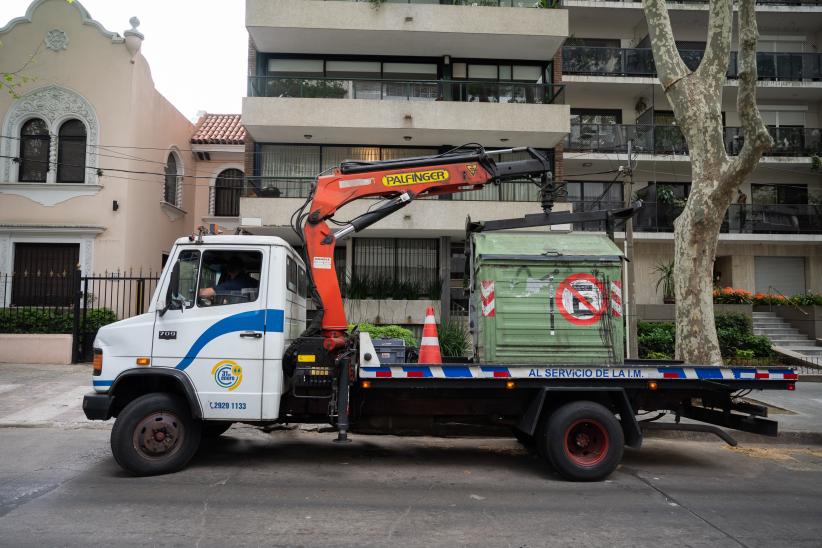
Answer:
[
  {"xmin": 376, "ymin": 371, "xmax": 391, "ymax": 378},
  {"xmin": 493, "ymin": 371, "xmax": 510, "ymax": 378},
  {"xmin": 663, "ymin": 372, "xmax": 679, "ymax": 379},
  {"xmin": 755, "ymin": 373, "xmax": 769, "ymax": 379},
  {"xmin": 407, "ymin": 371, "xmax": 424, "ymax": 378},
  {"xmin": 784, "ymin": 373, "xmax": 798, "ymax": 380}
]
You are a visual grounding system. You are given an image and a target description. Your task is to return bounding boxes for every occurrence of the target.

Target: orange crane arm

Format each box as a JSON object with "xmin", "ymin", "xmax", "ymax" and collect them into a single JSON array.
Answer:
[{"xmin": 298, "ymin": 147, "xmax": 554, "ymax": 348}]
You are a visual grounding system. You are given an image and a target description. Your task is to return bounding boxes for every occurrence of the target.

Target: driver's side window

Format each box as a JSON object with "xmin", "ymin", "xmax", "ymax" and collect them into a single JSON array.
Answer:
[{"xmin": 165, "ymin": 250, "xmax": 200, "ymax": 309}]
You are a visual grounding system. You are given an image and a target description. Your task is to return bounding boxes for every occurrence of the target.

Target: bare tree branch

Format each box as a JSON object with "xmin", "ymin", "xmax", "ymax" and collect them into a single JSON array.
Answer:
[
  {"xmin": 696, "ymin": 0, "xmax": 732, "ymax": 96},
  {"xmin": 720, "ymin": 0, "xmax": 772, "ymax": 189},
  {"xmin": 641, "ymin": 0, "xmax": 690, "ymax": 89}
]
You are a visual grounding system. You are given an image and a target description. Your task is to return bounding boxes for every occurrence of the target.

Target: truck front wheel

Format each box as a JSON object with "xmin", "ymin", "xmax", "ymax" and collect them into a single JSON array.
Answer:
[
  {"xmin": 110, "ymin": 393, "xmax": 202, "ymax": 476},
  {"xmin": 539, "ymin": 400, "xmax": 624, "ymax": 482}
]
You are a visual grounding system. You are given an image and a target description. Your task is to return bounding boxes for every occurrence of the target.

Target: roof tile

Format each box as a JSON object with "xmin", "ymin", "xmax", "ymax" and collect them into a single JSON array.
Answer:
[{"xmin": 191, "ymin": 114, "xmax": 245, "ymax": 145}]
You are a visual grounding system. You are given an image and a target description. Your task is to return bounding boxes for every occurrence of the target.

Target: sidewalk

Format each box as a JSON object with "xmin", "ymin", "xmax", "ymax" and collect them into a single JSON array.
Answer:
[{"xmin": 0, "ymin": 362, "xmax": 819, "ymax": 445}]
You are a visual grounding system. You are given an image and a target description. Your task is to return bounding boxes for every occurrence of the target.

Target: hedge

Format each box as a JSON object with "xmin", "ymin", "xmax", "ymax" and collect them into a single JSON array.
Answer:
[
  {"xmin": 638, "ymin": 313, "xmax": 771, "ymax": 360},
  {"xmin": 0, "ymin": 308, "xmax": 117, "ymax": 334}
]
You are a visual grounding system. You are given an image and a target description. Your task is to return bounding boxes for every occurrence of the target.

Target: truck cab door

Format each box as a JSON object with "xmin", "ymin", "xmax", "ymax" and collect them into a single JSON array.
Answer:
[{"xmin": 152, "ymin": 246, "xmax": 271, "ymax": 420}]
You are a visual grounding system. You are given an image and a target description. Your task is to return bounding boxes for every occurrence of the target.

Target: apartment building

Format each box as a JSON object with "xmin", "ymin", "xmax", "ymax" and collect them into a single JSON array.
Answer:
[
  {"xmin": 239, "ymin": 0, "xmax": 571, "ymax": 323},
  {"xmin": 239, "ymin": 0, "xmax": 820, "ymax": 328},
  {"xmin": 561, "ymin": 0, "xmax": 822, "ymax": 304}
]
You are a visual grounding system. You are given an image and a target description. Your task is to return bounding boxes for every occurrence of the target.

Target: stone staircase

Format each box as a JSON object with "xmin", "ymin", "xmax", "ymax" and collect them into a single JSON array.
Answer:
[{"xmin": 753, "ymin": 311, "xmax": 822, "ymax": 361}]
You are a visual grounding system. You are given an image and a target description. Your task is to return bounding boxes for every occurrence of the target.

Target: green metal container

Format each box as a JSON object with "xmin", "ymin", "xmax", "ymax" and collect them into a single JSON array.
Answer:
[{"xmin": 471, "ymin": 232, "xmax": 624, "ymax": 365}]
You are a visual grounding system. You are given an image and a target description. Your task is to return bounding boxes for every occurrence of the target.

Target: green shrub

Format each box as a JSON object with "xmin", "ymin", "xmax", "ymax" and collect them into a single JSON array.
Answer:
[
  {"xmin": 345, "ymin": 274, "xmax": 441, "ymax": 300},
  {"xmin": 437, "ymin": 320, "xmax": 470, "ymax": 357},
  {"xmin": 789, "ymin": 292, "xmax": 822, "ymax": 306},
  {"xmin": 637, "ymin": 314, "xmax": 771, "ymax": 360},
  {"xmin": 349, "ymin": 323, "xmax": 417, "ymax": 348},
  {"xmin": 645, "ymin": 351, "xmax": 672, "ymax": 360},
  {"xmin": 637, "ymin": 322, "xmax": 675, "ymax": 358},
  {"xmin": 735, "ymin": 349, "xmax": 755, "ymax": 359},
  {"xmin": 0, "ymin": 307, "xmax": 117, "ymax": 334}
]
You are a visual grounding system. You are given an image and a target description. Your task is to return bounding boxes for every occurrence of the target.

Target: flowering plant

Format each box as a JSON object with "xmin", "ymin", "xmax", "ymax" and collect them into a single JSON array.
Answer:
[{"xmin": 713, "ymin": 287, "xmax": 753, "ymax": 304}]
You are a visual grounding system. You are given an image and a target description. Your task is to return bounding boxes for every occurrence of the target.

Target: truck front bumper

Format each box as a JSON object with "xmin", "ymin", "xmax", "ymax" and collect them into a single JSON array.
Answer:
[{"xmin": 83, "ymin": 392, "xmax": 113, "ymax": 420}]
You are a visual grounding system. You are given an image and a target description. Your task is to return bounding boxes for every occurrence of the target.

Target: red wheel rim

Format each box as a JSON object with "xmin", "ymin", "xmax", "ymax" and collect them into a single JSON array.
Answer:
[{"xmin": 563, "ymin": 418, "xmax": 609, "ymax": 467}]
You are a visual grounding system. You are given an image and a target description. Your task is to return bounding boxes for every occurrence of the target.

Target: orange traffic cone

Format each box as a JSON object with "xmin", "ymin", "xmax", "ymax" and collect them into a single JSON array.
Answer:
[{"xmin": 418, "ymin": 306, "xmax": 442, "ymax": 364}]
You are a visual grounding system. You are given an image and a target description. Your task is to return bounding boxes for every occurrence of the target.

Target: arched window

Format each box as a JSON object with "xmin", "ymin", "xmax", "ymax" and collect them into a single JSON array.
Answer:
[
  {"xmin": 214, "ymin": 168, "xmax": 244, "ymax": 216},
  {"xmin": 19, "ymin": 118, "xmax": 50, "ymax": 182},
  {"xmin": 164, "ymin": 153, "xmax": 180, "ymax": 206},
  {"xmin": 57, "ymin": 119, "xmax": 87, "ymax": 183}
]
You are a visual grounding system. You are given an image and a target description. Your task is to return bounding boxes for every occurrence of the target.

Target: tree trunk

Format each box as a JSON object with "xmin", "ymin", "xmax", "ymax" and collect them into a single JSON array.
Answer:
[{"xmin": 642, "ymin": 0, "xmax": 772, "ymax": 364}]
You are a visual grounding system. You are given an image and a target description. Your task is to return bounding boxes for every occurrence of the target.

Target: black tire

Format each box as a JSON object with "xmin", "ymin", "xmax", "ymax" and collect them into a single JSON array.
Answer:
[
  {"xmin": 110, "ymin": 392, "xmax": 202, "ymax": 476},
  {"xmin": 537, "ymin": 400, "xmax": 624, "ymax": 482},
  {"xmin": 202, "ymin": 421, "xmax": 233, "ymax": 438}
]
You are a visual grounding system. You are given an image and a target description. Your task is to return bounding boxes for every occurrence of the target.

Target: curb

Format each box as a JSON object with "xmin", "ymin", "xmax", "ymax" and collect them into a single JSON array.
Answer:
[
  {"xmin": 643, "ymin": 429, "xmax": 822, "ymax": 446},
  {"xmin": 799, "ymin": 375, "xmax": 822, "ymax": 383}
]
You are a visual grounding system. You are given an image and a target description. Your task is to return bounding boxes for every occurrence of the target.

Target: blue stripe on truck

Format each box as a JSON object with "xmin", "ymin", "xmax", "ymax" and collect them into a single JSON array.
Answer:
[{"xmin": 175, "ymin": 309, "xmax": 284, "ymax": 370}]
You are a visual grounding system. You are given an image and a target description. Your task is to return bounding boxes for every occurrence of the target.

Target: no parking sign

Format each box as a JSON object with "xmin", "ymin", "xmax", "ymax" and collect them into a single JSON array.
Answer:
[{"xmin": 556, "ymin": 273, "xmax": 606, "ymax": 326}]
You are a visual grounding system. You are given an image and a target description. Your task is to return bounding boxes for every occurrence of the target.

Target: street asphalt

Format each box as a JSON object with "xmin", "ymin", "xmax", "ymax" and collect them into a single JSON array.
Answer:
[{"xmin": 0, "ymin": 362, "xmax": 821, "ymax": 547}]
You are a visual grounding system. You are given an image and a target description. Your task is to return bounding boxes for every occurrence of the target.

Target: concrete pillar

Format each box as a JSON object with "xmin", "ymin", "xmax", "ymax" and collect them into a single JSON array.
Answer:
[{"xmin": 439, "ymin": 236, "xmax": 451, "ymax": 324}]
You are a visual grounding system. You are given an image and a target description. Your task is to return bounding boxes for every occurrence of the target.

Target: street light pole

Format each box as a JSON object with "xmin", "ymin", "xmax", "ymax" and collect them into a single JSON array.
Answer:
[{"xmin": 624, "ymin": 139, "xmax": 638, "ymax": 359}]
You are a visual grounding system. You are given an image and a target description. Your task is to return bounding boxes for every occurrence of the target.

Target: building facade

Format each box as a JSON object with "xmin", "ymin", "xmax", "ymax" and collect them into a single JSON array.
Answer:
[
  {"xmin": 240, "ymin": 0, "xmax": 571, "ymax": 324},
  {"xmin": 240, "ymin": 0, "xmax": 820, "ymax": 324},
  {"xmin": 561, "ymin": 0, "xmax": 822, "ymax": 303}
]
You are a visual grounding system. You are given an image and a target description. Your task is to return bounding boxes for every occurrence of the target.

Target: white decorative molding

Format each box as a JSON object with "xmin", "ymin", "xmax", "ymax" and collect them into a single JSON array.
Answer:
[
  {"xmin": 161, "ymin": 201, "xmax": 187, "ymax": 222},
  {"xmin": 0, "ymin": 0, "xmax": 124, "ymax": 43},
  {"xmin": 0, "ymin": 226, "xmax": 104, "ymax": 280},
  {"xmin": 209, "ymin": 163, "xmax": 245, "ymax": 216},
  {"xmin": 0, "ymin": 84, "xmax": 100, "ymax": 186},
  {"xmin": 44, "ymin": 28, "xmax": 69, "ymax": 51},
  {"xmin": 0, "ymin": 183, "xmax": 102, "ymax": 206}
]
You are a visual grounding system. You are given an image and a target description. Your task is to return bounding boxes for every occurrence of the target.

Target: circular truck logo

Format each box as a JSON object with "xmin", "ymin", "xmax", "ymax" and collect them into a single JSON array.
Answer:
[{"xmin": 211, "ymin": 360, "xmax": 243, "ymax": 391}]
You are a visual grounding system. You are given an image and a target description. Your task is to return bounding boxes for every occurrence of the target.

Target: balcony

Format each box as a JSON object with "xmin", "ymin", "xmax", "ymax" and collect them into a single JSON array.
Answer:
[
  {"xmin": 243, "ymin": 177, "xmax": 544, "ymax": 201},
  {"xmin": 242, "ymin": 78, "xmax": 569, "ymax": 147},
  {"xmin": 248, "ymin": 77, "xmax": 565, "ymax": 104},
  {"xmin": 566, "ymin": 122, "xmax": 822, "ymax": 157},
  {"xmin": 246, "ymin": 0, "xmax": 568, "ymax": 60},
  {"xmin": 561, "ymin": 0, "xmax": 822, "ymax": 5},
  {"xmin": 562, "ymin": 46, "xmax": 822, "ymax": 81},
  {"xmin": 572, "ymin": 201, "xmax": 822, "ymax": 235}
]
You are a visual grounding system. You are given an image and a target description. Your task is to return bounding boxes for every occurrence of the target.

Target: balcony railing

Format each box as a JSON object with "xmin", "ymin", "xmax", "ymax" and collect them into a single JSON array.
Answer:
[
  {"xmin": 573, "ymin": 201, "xmax": 822, "ymax": 234},
  {"xmin": 248, "ymin": 77, "xmax": 565, "ymax": 104},
  {"xmin": 560, "ymin": 0, "xmax": 822, "ymax": 5},
  {"xmin": 562, "ymin": 47, "xmax": 822, "ymax": 81},
  {"xmin": 242, "ymin": 176, "xmax": 543, "ymax": 201},
  {"xmin": 567, "ymin": 122, "xmax": 822, "ymax": 157},
  {"xmin": 318, "ymin": 0, "xmax": 547, "ymax": 6}
]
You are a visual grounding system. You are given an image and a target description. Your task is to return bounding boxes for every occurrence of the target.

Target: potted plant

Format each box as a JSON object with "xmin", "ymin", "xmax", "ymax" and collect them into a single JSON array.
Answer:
[{"xmin": 652, "ymin": 260, "xmax": 675, "ymax": 304}]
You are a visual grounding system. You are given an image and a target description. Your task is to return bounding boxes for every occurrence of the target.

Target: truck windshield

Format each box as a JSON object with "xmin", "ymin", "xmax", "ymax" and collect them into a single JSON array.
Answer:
[{"xmin": 197, "ymin": 250, "xmax": 262, "ymax": 307}]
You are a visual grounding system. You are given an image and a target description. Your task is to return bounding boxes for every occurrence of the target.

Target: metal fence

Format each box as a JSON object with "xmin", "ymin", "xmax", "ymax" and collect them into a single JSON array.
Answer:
[{"xmin": 0, "ymin": 270, "xmax": 159, "ymax": 363}]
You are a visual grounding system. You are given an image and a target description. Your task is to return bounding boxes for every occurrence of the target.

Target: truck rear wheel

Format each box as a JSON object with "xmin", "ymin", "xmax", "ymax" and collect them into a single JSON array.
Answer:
[
  {"xmin": 538, "ymin": 400, "xmax": 623, "ymax": 482},
  {"xmin": 110, "ymin": 393, "xmax": 201, "ymax": 476}
]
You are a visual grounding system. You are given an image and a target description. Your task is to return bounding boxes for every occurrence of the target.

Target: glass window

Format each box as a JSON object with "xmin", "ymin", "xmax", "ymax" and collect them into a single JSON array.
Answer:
[
  {"xmin": 19, "ymin": 118, "xmax": 50, "ymax": 182},
  {"xmin": 751, "ymin": 184, "xmax": 807, "ymax": 205},
  {"xmin": 298, "ymin": 266, "xmax": 307, "ymax": 298},
  {"xmin": 321, "ymin": 146, "xmax": 380, "ymax": 172},
  {"xmin": 197, "ymin": 250, "xmax": 262, "ymax": 307},
  {"xmin": 164, "ymin": 153, "xmax": 179, "ymax": 205},
  {"xmin": 512, "ymin": 65, "xmax": 543, "ymax": 82},
  {"xmin": 325, "ymin": 61, "xmax": 380, "ymax": 79},
  {"xmin": 382, "ymin": 63, "xmax": 437, "ymax": 80},
  {"xmin": 267, "ymin": 59, "xmax": 324, "ymax": 77},
  {"xmin": 166, "ymin": 250, "xmax": 200, "ymax": 310},
  {"xmin": 468, "ymin": 64, "xmax": 497, "ymax": 80},
  {"xmin": 286, "ymin": 256, "xmax": 297, "ymax": 293},
  {"xmin": 499, "ymin": 65, "xmax": 512, "ymax": 81},
  {"xmin": 452, "ymin": 63, "xmax": 467, "ymax": 79},
  {"xmin": 214, "ymin": 168, "xmax": 243, "ymax": 216},
  {"xmin": 257, "ymin": 145, "xmax": 320, "ymax": 198},
  {"xmin": 56, "ymin": 119, "xmax": 86, "ymax": 183}
]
